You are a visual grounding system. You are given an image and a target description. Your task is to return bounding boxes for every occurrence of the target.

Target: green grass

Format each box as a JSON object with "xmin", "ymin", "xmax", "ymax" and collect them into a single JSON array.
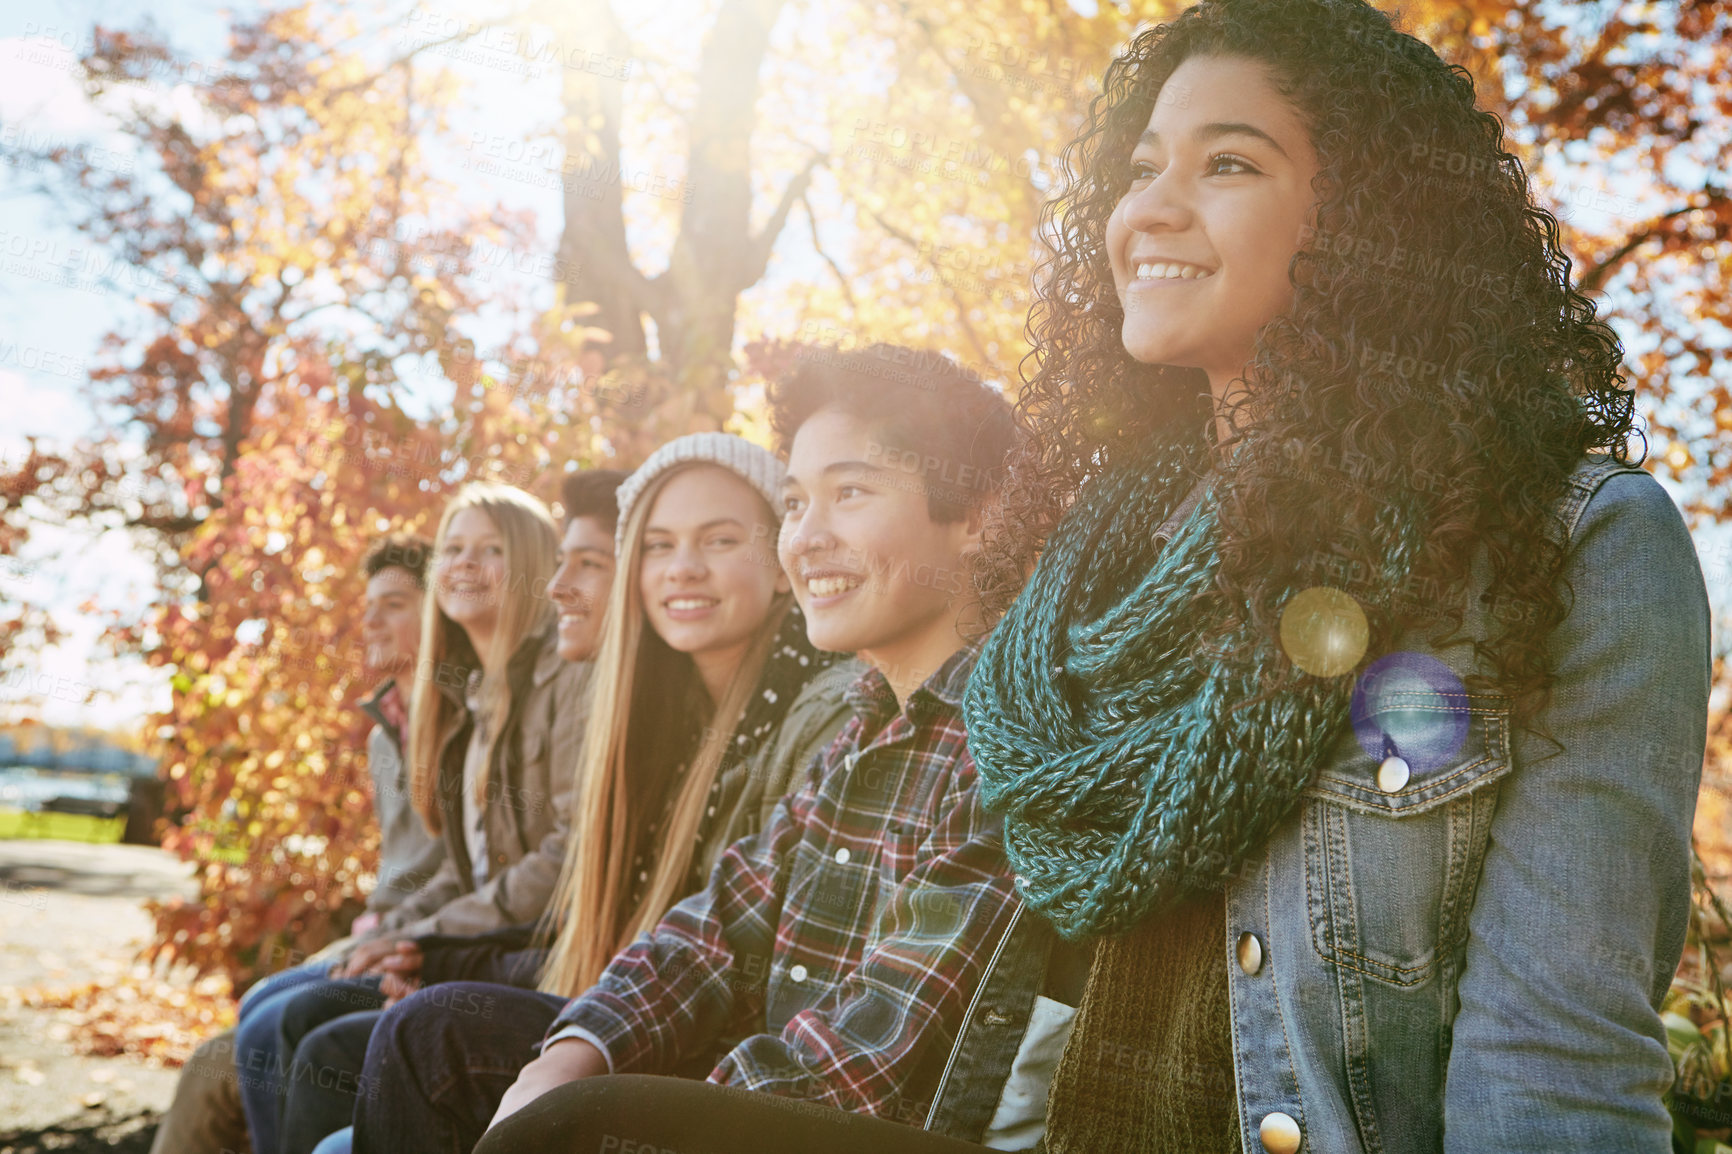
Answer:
[{"xmin": 0, "ymin": 807, "xmax": 126, "ymax": 844}]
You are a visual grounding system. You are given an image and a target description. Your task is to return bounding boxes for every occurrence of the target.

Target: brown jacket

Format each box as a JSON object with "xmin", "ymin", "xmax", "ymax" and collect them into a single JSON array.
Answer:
[{"xmin": 378, "ymin": 626, "xmax": 591, "ymax": 938}]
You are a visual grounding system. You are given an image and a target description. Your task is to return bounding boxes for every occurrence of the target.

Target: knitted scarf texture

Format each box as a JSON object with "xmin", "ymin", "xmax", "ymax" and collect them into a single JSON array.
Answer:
[{"xmin": 964, "ymin": 436, "xmax": 1424, "ymax": 939}]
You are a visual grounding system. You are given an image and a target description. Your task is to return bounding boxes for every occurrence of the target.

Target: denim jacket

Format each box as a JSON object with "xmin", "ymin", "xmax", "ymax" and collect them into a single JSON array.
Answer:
[{"xmin": 925, "ymin": 456, "xmax": 1712, "ymax": 1153}]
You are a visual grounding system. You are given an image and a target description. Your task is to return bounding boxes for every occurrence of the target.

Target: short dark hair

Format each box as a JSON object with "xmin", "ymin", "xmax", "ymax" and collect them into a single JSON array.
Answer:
[
  {"xmin": 769, "ymin": 343, "xmax": 1017, "ymax": 522},
  {"xmin": 561, "ymin": 469, "xmax": 627, "ymax": 533},
  {"xmin": 363, "ymin": 533, "xmax": 434, "ymax": 589}
]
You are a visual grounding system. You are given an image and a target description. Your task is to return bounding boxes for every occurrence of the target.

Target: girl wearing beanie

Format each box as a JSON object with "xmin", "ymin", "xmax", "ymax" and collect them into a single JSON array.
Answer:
[{"xmin": 542, "ymin": 431, "xmax": 850, "ymax": 996}]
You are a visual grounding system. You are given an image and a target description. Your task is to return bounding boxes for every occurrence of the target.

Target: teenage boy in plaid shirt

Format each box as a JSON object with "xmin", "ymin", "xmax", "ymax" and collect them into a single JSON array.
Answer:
[{"xmin": 353, "ymin": 347, "xmax": 1019, "ymax": 1154}]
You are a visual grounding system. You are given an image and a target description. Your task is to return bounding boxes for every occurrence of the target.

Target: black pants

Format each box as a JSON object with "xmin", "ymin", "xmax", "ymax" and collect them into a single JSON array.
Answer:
[{"xmin": 473, "ymin": 1075, "xmax": 989, "ymax": 1154}]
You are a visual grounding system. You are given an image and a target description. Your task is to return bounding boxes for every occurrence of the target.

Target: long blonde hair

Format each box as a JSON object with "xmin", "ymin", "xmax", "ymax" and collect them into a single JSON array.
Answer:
[
  {"xmin": 408, "ymin": 483, "xmax": 559, "ymax": 832},
  {"xmin": 540, "ymin": 463, "xmax": 791, "ymax": 996}
]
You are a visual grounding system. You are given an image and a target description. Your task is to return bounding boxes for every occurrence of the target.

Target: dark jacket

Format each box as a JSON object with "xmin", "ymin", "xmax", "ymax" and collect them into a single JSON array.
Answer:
[{"xmin": 415, "ymin": 921, "xmax": 546, "ymax": 988}]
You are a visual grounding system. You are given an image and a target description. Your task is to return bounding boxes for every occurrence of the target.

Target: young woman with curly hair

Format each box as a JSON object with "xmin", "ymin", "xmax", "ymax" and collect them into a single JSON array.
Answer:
[
  {"xmin": 483, "ymin": 1, "xmax": 1705, "ymax": 1151},
  {"xmin": 940, "ymin": 0, "xmax": 1712, "ymax": 1151}
]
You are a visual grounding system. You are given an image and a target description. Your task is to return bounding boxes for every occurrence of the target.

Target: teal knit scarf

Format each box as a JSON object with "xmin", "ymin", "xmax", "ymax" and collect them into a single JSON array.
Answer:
[{"xmin": 963, "ymin": 436, "xmax": 1424, "ymax": 940}]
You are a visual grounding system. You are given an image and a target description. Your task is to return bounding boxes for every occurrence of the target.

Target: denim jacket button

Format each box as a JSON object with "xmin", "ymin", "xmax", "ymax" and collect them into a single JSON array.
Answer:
[
  {"xmin": 1236, "ymin": 931, "xmax": 1264, "ymax": 976},
  {"xmin": 1376, "ymin": 754, "xmax": 1411, "ymax": 793},
  {"xmin": 1257, "ymin": 1111, "xmax": 1302, "ymax": 1153},
  {"xmin": 789, "ymin": 964, "xmax": 809, "ymax": 984}
]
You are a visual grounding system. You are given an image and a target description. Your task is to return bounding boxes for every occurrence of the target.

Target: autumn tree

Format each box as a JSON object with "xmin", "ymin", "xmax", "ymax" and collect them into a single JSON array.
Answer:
[
  {"xmin": 0, "ymin": 4, "xmax": 620, "ymax": 981},
  {"xmin": 0, "ymin": 444, "xmax": 71, "ymax": 676},
  {"xmin": 4, "ymin": 0, "xmax": 1727, "ymax": 990}
]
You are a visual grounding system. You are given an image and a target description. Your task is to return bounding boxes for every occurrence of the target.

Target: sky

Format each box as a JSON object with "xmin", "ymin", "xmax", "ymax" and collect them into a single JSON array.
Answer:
[{"xmin": 0, "ymin": 1, "xmax": 245, "ymax": 727}]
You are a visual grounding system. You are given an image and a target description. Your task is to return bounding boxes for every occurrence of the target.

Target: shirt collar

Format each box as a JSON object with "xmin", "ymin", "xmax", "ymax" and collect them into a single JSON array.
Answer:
[
  {"xmin": 376, "ymin": 680, "xmax": 408, "ymax": 732},
  {"xmin": 360, "ymin": 678, "xmax": 396, "ymax": 711},
  {"xmin": 361, "ymin": 678, "xmax": 408, "ymax": 742},
  {"xmin": 843, "ymin": 640, "xmax": 983, "ymax": 729}
]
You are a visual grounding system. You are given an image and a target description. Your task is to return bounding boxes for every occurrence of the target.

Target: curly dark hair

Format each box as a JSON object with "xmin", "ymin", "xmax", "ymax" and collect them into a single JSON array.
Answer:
[
  {"xmin": 976, "ymin": 0, "xmax": 1638, "ymax": 728},
  {"xmin": 768, "ymin": 342, "xmax": 1017, "ymax": 522}
]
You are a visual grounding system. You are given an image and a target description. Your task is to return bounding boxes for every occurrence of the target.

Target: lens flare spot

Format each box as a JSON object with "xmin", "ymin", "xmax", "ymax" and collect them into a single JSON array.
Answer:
[
  {"xmin": 1278, "ymin": 587, "xmax": 1368, "ymax": 677},
  {"xmin": 1351, "ymin": 652, "xmax": 1470, "ymax": 773}
]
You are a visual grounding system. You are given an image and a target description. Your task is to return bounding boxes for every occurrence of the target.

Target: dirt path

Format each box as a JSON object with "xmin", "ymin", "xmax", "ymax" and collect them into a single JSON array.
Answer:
[{"xmin": 0, "ymin": 839, "xmax": 200, "ymax": 1135}]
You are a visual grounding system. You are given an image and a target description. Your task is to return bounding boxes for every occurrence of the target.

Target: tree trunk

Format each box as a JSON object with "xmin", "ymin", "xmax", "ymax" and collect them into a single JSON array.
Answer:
[{"xmin": 556, "ymin": 0, "xmax": 805, "ymax": 423}]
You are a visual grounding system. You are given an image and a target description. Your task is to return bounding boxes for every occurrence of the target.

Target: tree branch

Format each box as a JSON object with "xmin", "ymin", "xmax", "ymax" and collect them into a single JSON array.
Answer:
[
  {"xmin": 1576, "ymin": 187, "xmax": 1727, "ymax": 295},
  {"xmin": 554, "ymin": 0, "xmax": 650, "ymax": 356},
  {"xmin": 895, "ymin": 2, "xmax": 1041, "ymax": 218},
  {"xmin": 742, "ymin": 152, "xmax": 826, "ymax": 290},
  {"xmin": 654, "ymin": 0, "xmax": 788, "ymax": 382},
  {"xmin": 943, "ymin": 280, "xmax": 993, "ymax": 370},
  {"xmin": 320, "ymin": 12, "xmax": 531, "ymax": 100},
  {"xmin": 1535, "ymin": 16, "xmax": 1625, "ymax": 132},
  {"xmin": 860, "ymin": 206, "xmax": 992, "ymax": 368},
  {"xmin": 801, "ymin": 190, "xmax": 855, "ymax": 311}
]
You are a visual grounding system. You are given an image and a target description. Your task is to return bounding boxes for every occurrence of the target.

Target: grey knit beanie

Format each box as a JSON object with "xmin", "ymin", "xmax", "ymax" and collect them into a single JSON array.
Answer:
[{"xmin": 613, "ymin": 432, "xmax": 786, "ymax": 552}]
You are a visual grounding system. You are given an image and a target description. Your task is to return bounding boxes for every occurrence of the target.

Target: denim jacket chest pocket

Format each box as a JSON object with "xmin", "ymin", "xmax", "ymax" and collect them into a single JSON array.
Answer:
[{"xmin": 1299, "ymin": 686, "xmax": 1513, "ymax": 988}]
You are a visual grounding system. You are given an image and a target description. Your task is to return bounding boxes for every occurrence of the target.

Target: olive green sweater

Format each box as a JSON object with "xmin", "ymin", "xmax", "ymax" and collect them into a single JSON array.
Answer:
[{"xmin": 1042, "ymin": 882, "xmax": 1240, "ymax": 1153}]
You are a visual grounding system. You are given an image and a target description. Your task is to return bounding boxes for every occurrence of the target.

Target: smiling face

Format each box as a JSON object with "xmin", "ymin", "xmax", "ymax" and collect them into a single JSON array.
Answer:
[
  {"xmin": 548, "ymin": 515, "xmax": 615, "ymax": 662},
  {"xmin": 1107, "ymin": 54, "xmax": 1320, "ymax": 384},
  {"xmin": 433, "ymin": 506, "xmax": 506, "ymax": 642},
  {"xmin": 778, "ymin": 407, "xmax": 983, "ymax": 684},
  {"xmin": 361, "ymin": 566, "xmax": 424, "ymax": 675},
  {"xmin": 638, "ymin": 465, "xmax": 787, "ymax": 674}
]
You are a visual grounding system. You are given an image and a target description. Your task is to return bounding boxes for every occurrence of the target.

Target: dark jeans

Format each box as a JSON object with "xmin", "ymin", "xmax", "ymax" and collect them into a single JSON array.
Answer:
[
  {"xmin": 474, "ymin": 1074, "xmax": 990, "ymax": 1154},
  {"xmin": 281, "ymin": 1006, "xmax": 382, "ymax": 1154},
  {"xmin": 238, "ymin": 975, "xmax": 383, "ymax": 1154},
  {"xmin": 273, "ymin": 927, "xmax": 549, "ymax": 1154},
  {"xmin": 351, "ymin": 982, "xmax": 567, "ymax": 1154},
  {"xmin": 235, "ymin": 963, "xmax": 347, "ymax": 1154}
]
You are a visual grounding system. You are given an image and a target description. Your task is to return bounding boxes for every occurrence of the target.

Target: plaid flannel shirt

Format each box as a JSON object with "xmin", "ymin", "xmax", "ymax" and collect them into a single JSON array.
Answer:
[{"xmin": 543, "ymin": 643, "xmax": 1019, "ymax": 1124}]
